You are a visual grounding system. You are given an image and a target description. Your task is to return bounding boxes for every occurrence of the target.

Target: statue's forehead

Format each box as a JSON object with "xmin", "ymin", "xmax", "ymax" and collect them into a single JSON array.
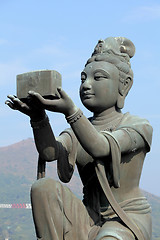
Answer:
[{"xmin": 84, "ymin": 61, "xmax": 116, "ymax": 72}]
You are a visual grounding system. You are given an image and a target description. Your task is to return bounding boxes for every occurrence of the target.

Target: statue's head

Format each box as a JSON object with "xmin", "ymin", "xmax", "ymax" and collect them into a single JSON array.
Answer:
[{"xmin": 80, "ymin": 37, "xmax": 135, "ymax": 112}]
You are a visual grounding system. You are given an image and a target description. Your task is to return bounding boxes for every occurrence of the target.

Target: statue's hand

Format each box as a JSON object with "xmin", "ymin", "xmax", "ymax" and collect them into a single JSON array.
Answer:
[
  {"xmin": 28, "ymin": 88, "xmax": 78, "ymax": 116},
  {"xmin": 5, "ymin": 95, "xmax": 45, "ymax": 121}
]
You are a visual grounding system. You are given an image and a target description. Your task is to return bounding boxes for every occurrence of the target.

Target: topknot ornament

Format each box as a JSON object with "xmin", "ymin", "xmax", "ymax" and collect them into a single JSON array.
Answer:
[{"xmin": 92, "ymin": 37, "xmax": 135, "ymax": 59}]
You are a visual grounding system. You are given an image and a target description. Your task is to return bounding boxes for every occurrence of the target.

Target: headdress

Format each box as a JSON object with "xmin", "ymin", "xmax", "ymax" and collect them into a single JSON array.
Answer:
[{"xmin": 85, "ymin": 37, "xmax": 135, "ymax": 79}]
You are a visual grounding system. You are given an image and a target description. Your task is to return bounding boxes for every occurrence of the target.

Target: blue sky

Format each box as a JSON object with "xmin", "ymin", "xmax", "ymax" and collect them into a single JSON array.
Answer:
[{"xmin": 0, "ymin": 0, "xmax": 160, "ymax": 196}]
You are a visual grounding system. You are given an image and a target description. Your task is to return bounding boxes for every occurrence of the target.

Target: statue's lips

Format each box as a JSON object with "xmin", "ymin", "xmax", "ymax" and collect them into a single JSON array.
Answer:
[{"xmin": 82, "ymin": 93, "xmax": 95, "ymax": 99}]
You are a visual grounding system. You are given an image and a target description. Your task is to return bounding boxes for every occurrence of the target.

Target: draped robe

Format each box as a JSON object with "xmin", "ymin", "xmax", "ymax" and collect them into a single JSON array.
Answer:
[{"xmin": 31, "ymin": 112, "xmax": 153, "ymax": 240}]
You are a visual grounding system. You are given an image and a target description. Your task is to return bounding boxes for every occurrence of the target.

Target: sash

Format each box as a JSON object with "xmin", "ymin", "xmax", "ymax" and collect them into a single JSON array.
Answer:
[{"xmin": 95, "ymin": 160, "xmax": 145, "ymax": 240}]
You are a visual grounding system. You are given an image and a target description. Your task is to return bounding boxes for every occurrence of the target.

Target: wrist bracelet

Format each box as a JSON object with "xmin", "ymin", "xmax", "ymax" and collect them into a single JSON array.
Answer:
[
  {"xmin": 66, "ymin": 108, "xmax": 83, "ymax": 124},
  {"xmin": 30, "ymin": 115, "xmax": 49, "ymax": 130}
]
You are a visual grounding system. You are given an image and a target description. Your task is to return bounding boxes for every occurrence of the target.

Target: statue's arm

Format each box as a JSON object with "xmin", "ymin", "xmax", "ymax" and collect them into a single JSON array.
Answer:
[
  {"xmin": 67, "ymin": 115, "xmax": 148, "ymax": 159},
  {"xmin": 32, "ymin": 120, "xmax": 75, "ymax": 183},
  {"xmin": 67, "ymin": 113, "xmax": 110, "ymax": 158},
  {"xmin": 5, "ymin": 94, "xmax": 72, "ymax": 162},
  {"xmin": 105, "ymin": 128, "xmax": 146, "ymax": 153},
  {"xmin": 30, "ymin": 110, "xmax": 110, "ymax": 160},
  {"xmin": 31, "ymin": 116, "xmax": 72, "ymax": 162}
]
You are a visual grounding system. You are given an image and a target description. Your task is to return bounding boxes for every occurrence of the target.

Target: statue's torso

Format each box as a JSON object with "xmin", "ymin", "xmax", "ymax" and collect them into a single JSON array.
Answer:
[{"xmin": 76, "ymin": 113, "xmax": 146, "ymax": 209}]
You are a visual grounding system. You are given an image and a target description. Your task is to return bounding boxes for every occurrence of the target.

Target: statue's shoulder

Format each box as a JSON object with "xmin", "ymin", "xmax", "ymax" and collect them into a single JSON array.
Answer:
[
  {"xmin": 119, "ymin": 112, "xmax": 153, "ymax": 149},
  {"xmin": 119, "ymin": 112, "xmax": 152, "ymax": 129},
  {"xmin": 60, "ymin": 127, "xmax": 75, "ymax": 139},
  {"xmin": 60, "ymin": 128, "xmax": 78, "ymax": 146}
]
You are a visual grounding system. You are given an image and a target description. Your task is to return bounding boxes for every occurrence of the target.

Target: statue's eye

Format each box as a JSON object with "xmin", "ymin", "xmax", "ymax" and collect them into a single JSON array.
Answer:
[
  {"xmin": 94, "ymin": 71, "xmax": 109, "ymax": 81},
  {"xmin": 81, "ymin": 73, "xmax": 87, "ymax": 83},
  {"xmin": 94, "ymin": 73, "xmax": 105, "ymax": 81}
]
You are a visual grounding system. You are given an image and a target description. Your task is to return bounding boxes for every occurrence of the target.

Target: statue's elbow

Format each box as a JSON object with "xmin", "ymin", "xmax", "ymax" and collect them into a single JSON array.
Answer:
[
  {"xmin": 40, "ymin": 147, "xmax": 57, "ymax": 161},
  {"xmin": 89, "ymin": 146, "xmax": 109, "ymax": 159}
]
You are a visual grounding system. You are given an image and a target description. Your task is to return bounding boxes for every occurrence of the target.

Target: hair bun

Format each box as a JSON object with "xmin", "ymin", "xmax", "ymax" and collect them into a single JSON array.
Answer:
[{"xmin": 115, "ymin": 37, "xmax": 135, "ymax": 58}]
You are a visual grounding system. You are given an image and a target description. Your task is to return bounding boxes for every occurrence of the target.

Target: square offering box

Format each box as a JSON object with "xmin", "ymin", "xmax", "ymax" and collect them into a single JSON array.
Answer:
[{"xmin": 17, "ymin": 70, "xmax": 62, "ymax": 101}]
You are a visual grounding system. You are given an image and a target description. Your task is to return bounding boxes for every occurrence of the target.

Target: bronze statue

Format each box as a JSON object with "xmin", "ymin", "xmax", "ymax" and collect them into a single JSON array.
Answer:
[{"xmin": 6, "ymin": 37, "xmax": 152, "ymax": 240}]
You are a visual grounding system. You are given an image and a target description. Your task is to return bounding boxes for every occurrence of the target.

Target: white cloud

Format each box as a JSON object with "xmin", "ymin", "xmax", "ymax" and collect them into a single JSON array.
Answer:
[{"xmin": 123, "ymin": 5, "xmax": 160, "ymax": 22}]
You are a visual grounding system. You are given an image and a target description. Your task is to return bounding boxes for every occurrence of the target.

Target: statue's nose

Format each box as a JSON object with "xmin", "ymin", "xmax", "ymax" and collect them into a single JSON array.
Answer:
[{"xmin": 82, "ymin": 79, "xmax": 92, "ymax": 90}]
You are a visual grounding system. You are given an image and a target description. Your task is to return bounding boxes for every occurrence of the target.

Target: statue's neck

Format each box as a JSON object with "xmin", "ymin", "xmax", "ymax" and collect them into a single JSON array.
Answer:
[
  {"xmin": 93, "ymin": 106, "xmax": 121, "ymax": 119},
  {"xmin": 91, "ymin": 106, "xmax": 123, "ymax": 129}
]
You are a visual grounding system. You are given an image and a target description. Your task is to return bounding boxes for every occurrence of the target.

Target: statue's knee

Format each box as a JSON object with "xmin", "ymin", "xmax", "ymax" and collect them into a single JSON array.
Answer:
[{"xmin": 31, "ymin": 178, "xmax": 58, "ymax": 199}]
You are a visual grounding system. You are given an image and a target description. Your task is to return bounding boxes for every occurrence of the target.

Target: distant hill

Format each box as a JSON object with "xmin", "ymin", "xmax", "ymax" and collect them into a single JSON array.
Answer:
[
  {"xmin": 0, "ymin": 138, "xmax": 82, "ymax": 196},
  {"xmin": 143, "ymin": 191, "xmax": 160, "ymax": 240},
  {"xmin": 0, "ymin": 138, "xmax": 160, "ymax": 239}
]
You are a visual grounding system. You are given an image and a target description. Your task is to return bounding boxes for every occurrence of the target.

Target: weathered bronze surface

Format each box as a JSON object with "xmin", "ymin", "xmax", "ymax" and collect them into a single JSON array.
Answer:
[
  {"xmin": 17, "ymin": 70, "xmax": 62, "ymax": 100},
  {"xmin": 6, "ymin": 37, "xmax": 152, "ymax": 240}
]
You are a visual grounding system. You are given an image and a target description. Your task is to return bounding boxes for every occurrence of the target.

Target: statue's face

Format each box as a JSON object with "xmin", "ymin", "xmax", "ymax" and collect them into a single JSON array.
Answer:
[{"xmin": 80, "ymin": 61, "xmax": 119, "ymax": 113}]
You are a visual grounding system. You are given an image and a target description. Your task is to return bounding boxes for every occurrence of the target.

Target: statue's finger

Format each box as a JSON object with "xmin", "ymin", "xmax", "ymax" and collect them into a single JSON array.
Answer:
[
  {"xmin": 57, "ymin": 88, "xmax": 68, "ymax": 99},
  {"xmin": 13, "ymin": 98, "xmax": 24, "ymax": 105},
  {"xmin": 7, "ymin": 95, "xmax": 22, "ymax": 105},
  {"xmin": 5, "ymin": 100, "xmax": 17, "ymax": 110},
  {"xmin": 28, "ymin": 91, "xmax": 46, "ymax": 104},
  {"xmin": 7, "ymin": 95, "xmax": 16, "ymax": 101},
  {"xmin": 21, "ymin": 102, "xmax": 30, "ymax": 110}
]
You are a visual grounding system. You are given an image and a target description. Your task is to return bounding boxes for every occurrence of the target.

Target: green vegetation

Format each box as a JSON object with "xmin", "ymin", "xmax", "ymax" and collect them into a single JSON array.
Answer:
[
  {"xmin": 0, "ymin": 174, "xmax": 31, "ymax": 203},
  {"xmin": 0, "ymin": 209, "xmax": 35, "ymax": 240},
  {"xmin": 0, "ymin": 173, "xmax": 34, "ymax": 239}
]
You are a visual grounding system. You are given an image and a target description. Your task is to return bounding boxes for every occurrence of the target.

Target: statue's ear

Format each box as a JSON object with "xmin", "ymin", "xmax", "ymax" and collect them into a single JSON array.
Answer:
[{"xmin": 117, "ymin": 77, "xmax": 133, "ymax": 109}]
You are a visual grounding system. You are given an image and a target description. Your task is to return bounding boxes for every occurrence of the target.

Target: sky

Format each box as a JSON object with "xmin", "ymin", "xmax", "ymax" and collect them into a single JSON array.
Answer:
[{"xmin": 0, "ymin": 0, "xmax": 160, "ymax": 196}]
